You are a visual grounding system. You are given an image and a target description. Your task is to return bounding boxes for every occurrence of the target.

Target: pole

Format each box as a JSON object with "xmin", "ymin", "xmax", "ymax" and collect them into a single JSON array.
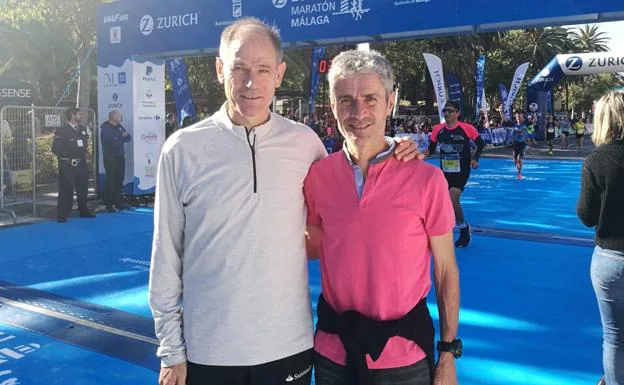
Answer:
[
  {"xmin": 0, "ymin": 107, "xmax": 4, "ymax": 210},
  {"xmin": 31, "ymin": 104, "xmax": 36, "ymax": 216},
  {"xmin": 76, "ymin": 54, "xmax": 81, "ymax": 108}
]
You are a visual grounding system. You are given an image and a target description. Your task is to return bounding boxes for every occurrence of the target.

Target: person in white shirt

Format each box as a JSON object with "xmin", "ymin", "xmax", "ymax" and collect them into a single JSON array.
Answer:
[{"xmin": 149, "ymin": 17, "xmax": 421, "ymax": 385}]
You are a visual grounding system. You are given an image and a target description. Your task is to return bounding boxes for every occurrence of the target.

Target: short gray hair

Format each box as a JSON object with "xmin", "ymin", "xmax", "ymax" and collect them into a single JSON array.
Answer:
[
  {"xmin": 219, "ymin": 17, "xmax": 284, "ymax": 63},
  {"xmin": 592, "ymin": 90, "xmax": 624, "ymax": 146},
  {"xmin": 328, "ymin": 50, "xmax": 394, "ymax": 99}
]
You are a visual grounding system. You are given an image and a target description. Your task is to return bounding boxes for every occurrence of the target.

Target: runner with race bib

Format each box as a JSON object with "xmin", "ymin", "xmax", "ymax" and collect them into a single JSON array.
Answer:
[
  {"xmin": 426, "ymin": 101, "xmax": 484, "ymax": 248},
  {"xmin": 545, "ymin": 114, "xmax": 559, "ymax": 156},
  {"xmin": 510, "ymin": 111, "xmax": 529, "ymax": 180}
]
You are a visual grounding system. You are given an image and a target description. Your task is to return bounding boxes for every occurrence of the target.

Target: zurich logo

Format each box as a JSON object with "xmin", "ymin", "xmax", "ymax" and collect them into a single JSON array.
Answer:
[
  {"xmin": 273, "ymin": 0, "xmax": 287, "ymax": 9},
  {"xmin": 112, "ymin": 93, "xmax": 118, "ymax": 102},
  {"xmin": 177, "ymin": 78, "xmax": 183, "ymax": 87},
  {"xmin": 565, "ymin": 56, "xmax": 583, "ymax": 71},
  {"xmin": 145, "ymin": 90, "xmax": 153, "ymax": 98},
  {"xmin": 539, "ymin": 67, "xmax": 551, "ymax": 77},
  {"xmin": 529, "ymin": 102, "xmax": 538, "ymax": 112},
  {"xmin": 140, "ymin": 15, "xmax": 154, "ymax": 36}
]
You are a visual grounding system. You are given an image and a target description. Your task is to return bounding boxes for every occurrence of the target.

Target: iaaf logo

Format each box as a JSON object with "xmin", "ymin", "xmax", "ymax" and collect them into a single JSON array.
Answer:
[
  {"xmin": 140, "ymin": 12, "xmax": 199, "ymax": 36},
  {"xmin": 104, "ymin": 13, "xmax": 129, "ymax": 24}
]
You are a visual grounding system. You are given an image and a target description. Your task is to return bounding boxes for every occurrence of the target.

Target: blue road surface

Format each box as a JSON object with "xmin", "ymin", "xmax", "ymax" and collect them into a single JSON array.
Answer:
[{"xmin": 0, "ymin": 158, "xmax": 603, "ymax": 384}]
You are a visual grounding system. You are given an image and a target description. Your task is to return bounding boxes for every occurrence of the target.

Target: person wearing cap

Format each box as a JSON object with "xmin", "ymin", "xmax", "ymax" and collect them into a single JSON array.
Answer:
[{"xmin": 425, "ymin": 101, "xmax": 484, "ymax": 248}]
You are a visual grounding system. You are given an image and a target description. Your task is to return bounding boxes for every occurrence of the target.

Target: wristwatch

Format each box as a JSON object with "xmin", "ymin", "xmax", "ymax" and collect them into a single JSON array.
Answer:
[{"xmin": 437, "ymin": 339, "xmax": 463, "ymax": 358}]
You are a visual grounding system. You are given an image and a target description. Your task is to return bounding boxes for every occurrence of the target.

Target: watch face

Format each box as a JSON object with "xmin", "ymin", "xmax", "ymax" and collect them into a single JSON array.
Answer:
[{"xmin": 455, "ymin": 339, "xmax": 463, "ymax": 358}]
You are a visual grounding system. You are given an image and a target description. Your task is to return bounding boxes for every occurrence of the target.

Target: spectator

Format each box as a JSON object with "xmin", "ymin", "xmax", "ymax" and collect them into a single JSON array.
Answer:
[{"xmin": 577, "ymin": 90, "xmax": 624, "ymax": 385}]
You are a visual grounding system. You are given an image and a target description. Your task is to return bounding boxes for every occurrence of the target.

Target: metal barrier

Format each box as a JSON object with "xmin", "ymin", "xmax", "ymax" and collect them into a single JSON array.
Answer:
[{"xmin": 0, "ymin": 106, "xmax": 97, "ymax": 221}]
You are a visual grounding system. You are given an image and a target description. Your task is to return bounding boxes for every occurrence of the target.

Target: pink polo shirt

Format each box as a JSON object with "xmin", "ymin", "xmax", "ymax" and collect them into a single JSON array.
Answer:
[{"xmin": 303, "ymin": 151, "xmax": 455, "ymax": 369}]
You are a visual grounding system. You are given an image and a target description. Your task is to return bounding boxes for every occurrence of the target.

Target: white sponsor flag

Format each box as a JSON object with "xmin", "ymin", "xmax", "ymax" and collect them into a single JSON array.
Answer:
[
  {"xmin": 392, "ymin": 82, "xmax": 400, "ymax": 119},
  {"xmin": 423, "ymin": 53, "xmax": 448, "ymax": 123},
  {"xmin": 504, "ymin": 62, "xmax": 530, "ymax": 120}
]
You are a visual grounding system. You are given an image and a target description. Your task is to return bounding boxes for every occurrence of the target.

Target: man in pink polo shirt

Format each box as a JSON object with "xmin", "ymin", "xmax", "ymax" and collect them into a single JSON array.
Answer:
[{"xmin": 304, "ymin": 50, "xmax": 460, "ymax": 385}]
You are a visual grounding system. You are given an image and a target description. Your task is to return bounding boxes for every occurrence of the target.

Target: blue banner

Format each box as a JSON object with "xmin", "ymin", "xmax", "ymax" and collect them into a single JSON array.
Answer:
[
  {"xmin": 309, "ymin": 47, "xmax": 326, "ymax": 115},
  {"xmin": 97, "ymin": 1, "xmax": 624, "ymax": 67},
  {"xmin": 498, "ymin": 83, "xmax": 508, "ymax": 107},
  {"xmin": 527, "ymin": 56, "xmax": 566, "ymax": 140},
  {"xmin": 475, "ymin": 55, "xmax": 486, "ymax": 115},
  {"xmin": 447, "ymin": 73, "xmax": 464, "ymax": 116},
  {"xmin": 166, "ymin": 58, "xmax": 197, "ymax": 123}
]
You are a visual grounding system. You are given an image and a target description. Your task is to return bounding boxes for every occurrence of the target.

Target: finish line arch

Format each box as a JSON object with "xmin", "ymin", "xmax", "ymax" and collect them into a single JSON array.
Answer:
[
  {"xmin": 96, "ymin": 1, "xmax": 624, "ymax": 194},
  {"xmin": 527, "ymin": 51, "xmax": 624, "ymax": 140}
]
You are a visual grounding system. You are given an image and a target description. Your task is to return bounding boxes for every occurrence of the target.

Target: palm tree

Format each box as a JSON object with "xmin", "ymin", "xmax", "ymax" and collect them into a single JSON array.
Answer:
[
  {"xmin": 571, "ymin": 24, "xmax": 610, "ymax": 52},
  {"xmin": 526, "ymin": 27, "xmax": 573, "ymax": 70}
]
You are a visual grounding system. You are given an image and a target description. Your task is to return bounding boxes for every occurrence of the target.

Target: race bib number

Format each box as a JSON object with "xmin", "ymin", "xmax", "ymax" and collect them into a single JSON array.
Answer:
[
  {"xmin": 76, "ymin": 139, "xmax": 84, "ymax": 147},
  {"xmin": 577, "ymin": 129, "xmax": 584, "ymax": 135},
  {"xmin": 441, "ymin": 154, "xmax": 461, "ymax": 173},
  {"xmin": 547, "ymin": 128, "xmax": 555, "ymax": 133}
]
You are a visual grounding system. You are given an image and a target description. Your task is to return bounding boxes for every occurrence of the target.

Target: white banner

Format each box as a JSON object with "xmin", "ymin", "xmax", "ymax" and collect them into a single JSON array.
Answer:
[
  {"xmin": 557, "ymin": 52, "xmax": 624, "ymax": 76},
  {"xmin": 504, "ymin": 62, "xmax": 530, "ymax": 120},
  {"xmin": 423, "ymin": 53, "xmax": 447, "ymax": 123},
  {"xmin": 97, "ymin": 59, "xmax": 134, "ymax": 193},
  {"xmin": 132, "ymin": 56, "xmax": 165, "ymax": 195}
]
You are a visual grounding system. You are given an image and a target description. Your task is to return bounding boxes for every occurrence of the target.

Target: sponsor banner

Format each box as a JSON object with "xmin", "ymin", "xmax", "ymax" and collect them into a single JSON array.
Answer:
[
  {"xmin": 475, "ymin": 54, "xmax": 486, "ymax": 113},
  {"xmin": 309, "ymin": 46, "xmax": 326, "ymax": 115},
  {"xmin": 557, "ymin": 52, "xmax": 624, "ymax": 76},
  {"xmin": 503, "ymin": 62, "xmax": 529, "ymax": 120},
  {"xmin": 0, "ymin": 79, "xmax": 35, "ymax": 106},
  {"xmin": 97, "ymin": 0, "xmax": 624, "ymax": 66},
  {"xmin": 498, "ymin": 83, "xmax": 508, "ymax": 109},
  {"xmin": 423, "ymin": 53, "xmax": 447, "ymax": 122},
  {"xmin": 97, "ymin": 60, "xmax": 134, "ymax": 192},
  {"xmin": 447, "ymin": 73, "xmax": 464, "ymax": 116},
  {"xmin": 132, "ymin": 56, "xmax": 165, "ymax": 195},
  {"xmin": 166, "ymin": 58, "xmax": 197, "ymax": 123}
]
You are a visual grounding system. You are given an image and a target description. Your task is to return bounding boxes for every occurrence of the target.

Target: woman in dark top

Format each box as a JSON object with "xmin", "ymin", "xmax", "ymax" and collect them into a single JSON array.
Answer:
[
  {"xmin": 577, "ymin": 90, "xmax": 624, "ymax": 385},
  {"xmin": 545, "ymin": 114, "xmax": 558, "ymax": 156}
]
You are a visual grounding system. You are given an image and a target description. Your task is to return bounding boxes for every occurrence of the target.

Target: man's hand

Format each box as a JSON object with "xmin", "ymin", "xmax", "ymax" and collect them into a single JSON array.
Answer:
[
  {"xmin": 433, "ymin": 354, "xmax": 458, "ymax": 385},
  {"xmin": 393, "ymin": 136, "xmax": 425, "ymax": 162},
  {"xmin": 471, "ymin": 159, "xmax": 479, "ymax": 169},
  {"xmin": 159, "ymin": 362, "xmax": 187, "ymax": 385}
]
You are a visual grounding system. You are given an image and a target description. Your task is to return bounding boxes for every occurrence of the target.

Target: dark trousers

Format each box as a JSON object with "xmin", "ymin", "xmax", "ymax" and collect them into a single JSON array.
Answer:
[
  {"xmin": 314, "ymin": 352, "xmax": 431, "ymax": 385},
  {"xmin": 57, "ymin": 159, "xmax": 88, "ymax": 219},
  {"xmin": 186, "ymin": 349, "xmax": 313, "ymax": 385},
  {"xmin": 103, "ymin": 155, "xmax": 125, "ymax": 207}
]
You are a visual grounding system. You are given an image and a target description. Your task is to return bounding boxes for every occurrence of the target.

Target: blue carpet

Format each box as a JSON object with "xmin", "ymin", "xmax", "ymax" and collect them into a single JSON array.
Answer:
[
  {"xmin": 0, "ymin": 323, "xmax": 157, "ymax": 385},
  {"xmin": 429, "ymin": 158, "xmax": 592, "ymax": 239},
  {"xmin": 308, "ymin": 234, "xmax": 602, "ymax": 385},
  {"xmin": 0, "ymin": 209, "xmax": 154, "ymax": 318},
  {"xmin": 0, "ymin": 158, "xmax": 603, "ymax": 384}
]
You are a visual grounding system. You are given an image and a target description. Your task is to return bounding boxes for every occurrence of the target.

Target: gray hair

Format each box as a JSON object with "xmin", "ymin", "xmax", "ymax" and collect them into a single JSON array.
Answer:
[
  {"xmin": 592, "ymin": 90, "xmax": 624, "ymax": 146},
  {"xmin": 328, "ymin": 50, "xmax": 394, "ymax": 99},
  {"xmin": 219, "ymin": 17, "xmax": 284, "ymax": 63}
]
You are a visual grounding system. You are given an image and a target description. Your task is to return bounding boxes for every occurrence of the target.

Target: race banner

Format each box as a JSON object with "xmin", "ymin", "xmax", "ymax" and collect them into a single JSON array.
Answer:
[{"xmin": 423, "ymin": 53, "xmax": 447, "ymax": 122}]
